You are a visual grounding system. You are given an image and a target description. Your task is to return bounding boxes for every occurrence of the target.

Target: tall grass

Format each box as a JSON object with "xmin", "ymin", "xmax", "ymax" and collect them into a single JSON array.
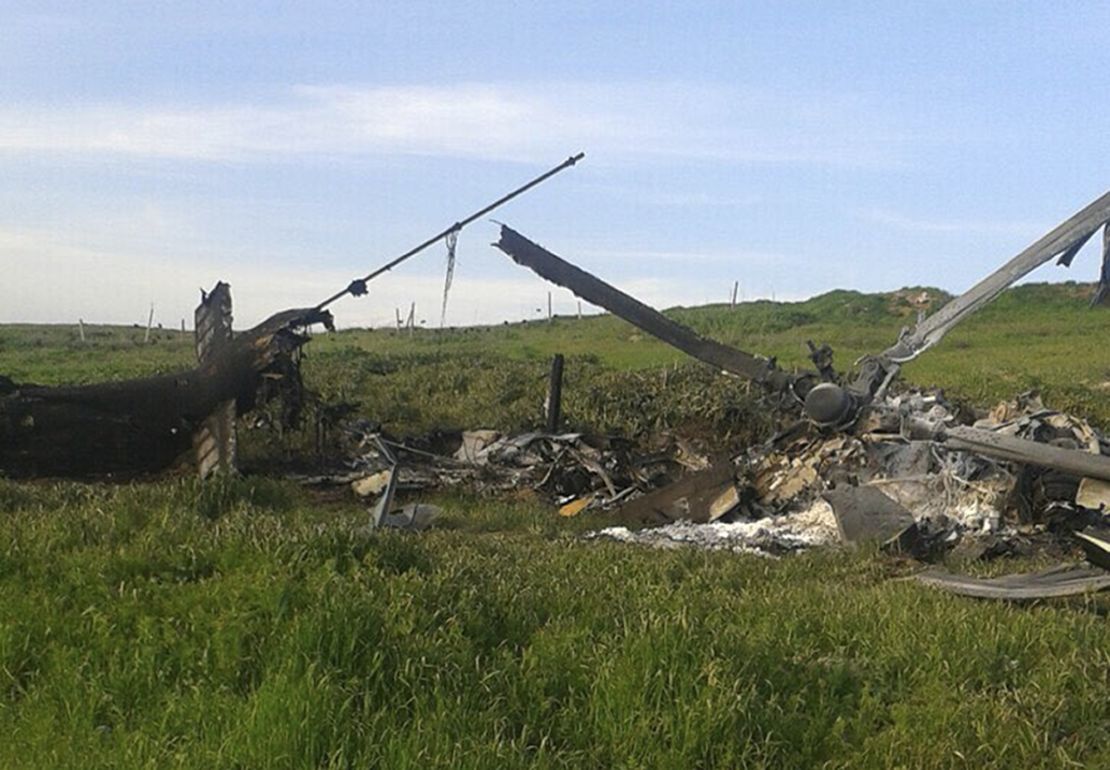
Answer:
[{"xmin": 0, "ymin": 479, "xmax": 1107, "ymax": 768}]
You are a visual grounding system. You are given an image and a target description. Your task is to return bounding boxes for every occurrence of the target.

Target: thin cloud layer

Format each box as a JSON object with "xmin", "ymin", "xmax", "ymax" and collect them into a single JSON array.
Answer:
[
  {"xmin": 858, "ymin": 207, "xmax": 1047, "ymax": 237},
  {"xmin": 0, "ymin": 82, "xmax": 905, "ymax": 167}
]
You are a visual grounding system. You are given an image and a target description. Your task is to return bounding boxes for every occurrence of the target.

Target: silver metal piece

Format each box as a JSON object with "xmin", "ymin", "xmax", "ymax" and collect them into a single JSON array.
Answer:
[{"xmin": 883, "ymin": 192, "xmax": 1110, "ymax": 363}]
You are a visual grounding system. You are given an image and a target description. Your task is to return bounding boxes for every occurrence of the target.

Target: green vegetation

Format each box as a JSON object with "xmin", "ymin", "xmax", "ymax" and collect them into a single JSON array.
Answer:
[
  {"xmin": 1, "ymin": 283, "xmax": 1109, "ymax": 767},
  {"xmin": 4, "ymin": 283, "xmax": 1107, "ymax": 438},
  {"xmin": 1, "ymin": 478, "xmax": 1108, "ymax": 769}
]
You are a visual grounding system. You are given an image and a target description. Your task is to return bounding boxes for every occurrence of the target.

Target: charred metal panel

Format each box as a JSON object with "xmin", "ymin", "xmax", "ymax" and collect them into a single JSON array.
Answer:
[
  {"xmin": 615, "ymin": 460, "xmax": 737, "ymax": 526},
  {"xmin": 822, "ymin": 486, "xmax": 919, "ymax": 551},
  {"xmin": 0, "ymin": 306, "xmax": 331, "ymax": 479},
  {"xmin": 195, "ymin": 282, "xmax": 233, "ymax": 364},
  {"xmin": 194, "ymin": 282, "xmax": 236, "ymax": 478}
]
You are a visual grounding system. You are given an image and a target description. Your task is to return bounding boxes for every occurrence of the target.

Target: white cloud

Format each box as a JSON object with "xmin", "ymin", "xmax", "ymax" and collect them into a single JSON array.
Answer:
[
  {"xmin": 0, "ymin": 82, "xmax": 905, "ymax": 167},
  {"xmin": 857, "ymin": 207, "xmax": 1046, "ymax": 237},
  {"xmin": 577, "ymin": 246, "xmax": 785, "ymax": 266}
]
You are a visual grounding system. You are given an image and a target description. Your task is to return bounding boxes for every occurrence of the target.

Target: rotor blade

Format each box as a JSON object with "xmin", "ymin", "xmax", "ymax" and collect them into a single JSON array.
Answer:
[
  {"xmin": 905, "ymin": 415, "xmax": 1110, "ymax": 483},
  {"xmin": 494, "ymin": 226, "xmax": 792, "ymax": 390},
  {"xmin": 883, "ymin": 191, "xmax": 1110, "ymax": 363}
]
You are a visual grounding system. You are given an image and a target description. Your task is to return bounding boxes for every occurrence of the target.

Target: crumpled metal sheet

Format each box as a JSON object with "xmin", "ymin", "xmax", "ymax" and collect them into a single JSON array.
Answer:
[
  {"xmin": 822, "ymin": 486, "xmax": 919, "ymax": 551},
  {"xmin": 614, "ymin": 460, "xmax": 738, "ymax": 526},
  {"xmin": 1075, "ymin": 528, "xmax": 1110, "ymax": 570}
]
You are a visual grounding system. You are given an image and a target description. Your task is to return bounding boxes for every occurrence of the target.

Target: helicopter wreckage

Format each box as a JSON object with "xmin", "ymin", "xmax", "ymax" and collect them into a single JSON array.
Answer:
[
  {"xmin": 485, "ymin": 194, "xmax": 1110, "ymax": 598},
  {"xmin": 2, "ymin": 163, "xmax": 1110, "ymax": 598}
]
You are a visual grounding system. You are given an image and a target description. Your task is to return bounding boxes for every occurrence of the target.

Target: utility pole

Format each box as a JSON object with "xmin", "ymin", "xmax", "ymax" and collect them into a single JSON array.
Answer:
[{"xmin": 547, "ymin": 291, "xmax": 553, "ymax": 322}]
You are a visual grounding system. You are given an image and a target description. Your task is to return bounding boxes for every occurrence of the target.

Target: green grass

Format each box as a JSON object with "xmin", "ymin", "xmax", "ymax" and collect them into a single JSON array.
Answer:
[
  {"xmin": 6, "ymin": 283, "xmax": 1107, "ymax": 440},
  {"xmin": 1, "ymin": 478, "xmax": 1107, "ymax": 769},
  {"xmin": 1, "ymin": 283, "xmax": 1109, "ymax": 767}
]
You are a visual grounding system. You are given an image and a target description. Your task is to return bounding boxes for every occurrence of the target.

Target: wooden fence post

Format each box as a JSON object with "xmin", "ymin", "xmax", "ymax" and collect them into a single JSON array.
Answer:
[{"xmin": 545, "ymin": 353, "xmax": 565, "ymax": 433}]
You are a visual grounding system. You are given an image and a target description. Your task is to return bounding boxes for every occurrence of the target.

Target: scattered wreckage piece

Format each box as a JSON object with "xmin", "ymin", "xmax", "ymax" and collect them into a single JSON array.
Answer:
[
  {"xmin": 822, "ymin": 486, "xmax": 919, "ymax": 552},
  {"xmin": 0, "ymin": 285, "xmax": 333, "ymax": 478},
  {"xmin": 911, "ymin": 564, "xmax": 1110, "ymax": 601},
  {"xmin": 366, "ymin": 436, "xmax": 400, "ymax": 528},
  {"xmin": 614, "ymin": 459, "xmax": 738, "ymax": 526},
  {"xmin": 301, "ymin": 426, "xmax": 707, "ymax": 525},
  {"xmin": 1075, "ymin": 528, "xmax": 1110, "ymax": 570},
  {"xmin": 356, "ymin": 436, "xmax": 443, "ymax": 531},
  {"xmin": 1075, "ymin": 478, "xmax": 1110, "ymax": 511},
  {"xmin": 193, "ymin": 282, "xmax": 237, "ymax": 478},
  {"xmin": 381, "ymin": 503, "xmax": 443, "ymax": 532},
  {"xmin": 558, "ymin": 496, "xmax": 593, "ymax": 517}
]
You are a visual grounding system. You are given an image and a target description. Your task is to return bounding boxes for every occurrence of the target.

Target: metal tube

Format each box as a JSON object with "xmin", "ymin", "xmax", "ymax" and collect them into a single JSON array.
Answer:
[
  {"xmin": 316, "ymin": 152, "xmax": 585, "ymax": 310},
  {"xmin": 905, "ymin": 416, "xmax": 1110, "ymax": 482}
]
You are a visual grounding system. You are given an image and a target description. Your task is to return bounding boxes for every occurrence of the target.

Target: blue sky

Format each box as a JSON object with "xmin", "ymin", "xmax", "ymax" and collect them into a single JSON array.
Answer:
[{"xmin": 2, "ymin": 1, "xmax": 1109, "ymax": 328}]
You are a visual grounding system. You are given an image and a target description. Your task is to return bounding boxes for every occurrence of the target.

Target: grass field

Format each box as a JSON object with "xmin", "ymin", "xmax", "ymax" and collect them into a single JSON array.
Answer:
[{"xmin": 1, "ymin": 283, "xmax": 1109, "ymax": 768}]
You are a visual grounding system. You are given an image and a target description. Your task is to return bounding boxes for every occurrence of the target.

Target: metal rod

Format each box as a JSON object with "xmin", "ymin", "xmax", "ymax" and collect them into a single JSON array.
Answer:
[{"xmin": 315, "ymin": 152, "xmax": 585, "ymax": 310}]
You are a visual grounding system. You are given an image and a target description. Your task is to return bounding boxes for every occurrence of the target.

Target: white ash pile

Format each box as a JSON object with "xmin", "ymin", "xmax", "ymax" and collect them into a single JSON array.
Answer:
[{"xmin": 589, "ymin": 500, "xmax": 839, "ymax": 556}]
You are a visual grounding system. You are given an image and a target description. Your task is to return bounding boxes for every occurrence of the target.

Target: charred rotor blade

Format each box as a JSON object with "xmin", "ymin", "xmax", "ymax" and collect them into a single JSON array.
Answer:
[
  {"xmin": 884, "ymin": 191, "xmax": 1110, "ymax": 363},
  {"xmin": 494, "ymin": 226, "xmax": 791, "ymax": 389},
  {"xmin": 905, "ymin": 416, "xmax": 1110, "ymax": 483}
]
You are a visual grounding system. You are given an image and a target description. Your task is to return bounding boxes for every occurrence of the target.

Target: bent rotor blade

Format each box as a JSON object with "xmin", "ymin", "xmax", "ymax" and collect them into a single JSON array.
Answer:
[
  {"xmin": 494, "ymin": 226, "xmax": 792, "ymax": 390},
  {"xmin": 904, "ymin": 415, "xmax": 1110, "ymax": 483},
  {"xmin": 883, "ymin": 191, "xmax": 1110, "ymax": 363}
]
